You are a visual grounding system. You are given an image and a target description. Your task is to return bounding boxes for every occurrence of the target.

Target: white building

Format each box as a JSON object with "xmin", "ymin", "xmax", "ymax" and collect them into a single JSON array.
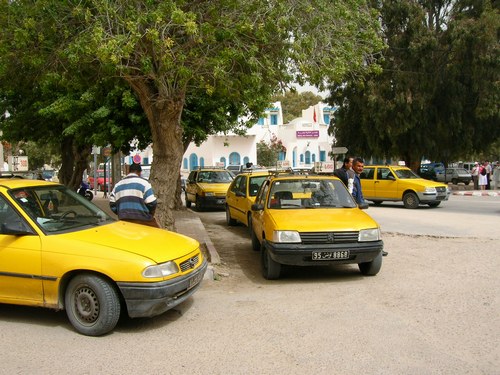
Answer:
[
  {"xmin": 182, "ymin": 101, "xmax": 336, "ymax": 173},
  {"xmin": 126, "ymin": 101, "xmax": 337, "ymax": 174}
]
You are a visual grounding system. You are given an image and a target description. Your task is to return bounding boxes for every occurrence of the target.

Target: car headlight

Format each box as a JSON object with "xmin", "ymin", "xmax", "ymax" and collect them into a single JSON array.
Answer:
[
  {"xmin": 358, "ymin": 228, "xmax": 381, "ymax": 242},
  {"xmin": 424, "ymin": 187, "xmax": 437, "ymax": 194},
  {"xmin": 273, "ymin": 230, "xmax": 301, "ymax": 243},
  {"xmin": 142, "ymin": 261, "xmax": 179, "ymax": 278}
]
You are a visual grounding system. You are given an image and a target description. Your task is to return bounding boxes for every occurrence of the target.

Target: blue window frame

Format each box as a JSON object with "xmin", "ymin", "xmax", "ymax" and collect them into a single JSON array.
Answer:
[
  {"xmin": 320, "ymin": 151, "xmax": 326, "ymax": 162},
  {"xmin": 220, "ymin": 157, "xmax": 226, "ymax": 167},
  {"xmin": 200, "ymin": 157, "xmax": 205, "ymax": 167},
  {"xmin": 323, "ymin": 114, "xmax": 330, "ymax": 124},
  {"xmin": 189, "ymin": 153, "xmax": 198, "ymax": 170},
  {"xmin": 258, "ymin": 117, "xmax": 265, "ymax": 125},
  {"xmin": 270, "ymin": 114, "xmax": 278, "ymax": 125},
  {"xmin": 229, "ymin": 152, "xmax": 241, "ymax": 165},
  {"xmin": 300, "ymin": 154, "xmax": 304, "ymax": 163},
  {"xmin": 183, "ymin": 158, "xmax": 188, "ymax": 169},
  {"xmin": 305, "ymin": 151, "xmax": 311, "ymax": 164}
]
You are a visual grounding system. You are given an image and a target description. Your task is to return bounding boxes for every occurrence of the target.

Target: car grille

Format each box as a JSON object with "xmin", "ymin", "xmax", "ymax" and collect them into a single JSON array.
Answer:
[
  {"xmin": 179, "ymin": 254, "xmax": 200, "ymax": 272},
  {"xmin": 299, "ymin": 231, "xmax": 359, "ymax": 244},
  {"xmin": 436, "ymin": 187, "xmax": 447, "ymax": 193}
]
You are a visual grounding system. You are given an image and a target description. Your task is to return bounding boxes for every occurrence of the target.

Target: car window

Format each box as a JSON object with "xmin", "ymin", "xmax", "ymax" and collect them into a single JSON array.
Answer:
[
  {"xmin": 248, "ymin": 176, "xmax": 267, "ymax": 196},
  {"xmin": 231, "ymin": 176, "xmax": 244, "ymax": 193},
  {"xmin": 394, "ymin": 169, "xmax": 420, "ymax": 179},
  {"xmin": 9, "ymin": 186, "xmax": 112, "ymax": 234},
  {"xmin": 377, "ymin": 168, "xmax": 394, "ymax": 180},
  {"xmin": 360, "ymin": 168, "xmax": 375, "ymax": 180},
  {"xmin": 0, "ymin": 194, "xmax": 33, "ymax": 234},
  {"xmin": 268, "ymin": 178, "xmax": 356, "ymax": 209},
  {"xmin": 256, "ymin": 180, "xmax": 270, "ymax": 206}
]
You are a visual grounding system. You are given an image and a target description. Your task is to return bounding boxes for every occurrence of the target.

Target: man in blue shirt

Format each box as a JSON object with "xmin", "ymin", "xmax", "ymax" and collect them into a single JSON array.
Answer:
[{"xmin": 109, "ymin": 163, "xmax": 159, "ymax": 227}]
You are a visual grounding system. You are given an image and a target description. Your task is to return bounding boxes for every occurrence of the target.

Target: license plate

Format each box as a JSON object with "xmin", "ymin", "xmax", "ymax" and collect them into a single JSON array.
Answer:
[
  {"xmin": 312, "ymin": 250, "xmax": 350, "ymax": 260},
  {"xmin": 188, "ymin": 272, "xmax": 203, "ymax": 289}
]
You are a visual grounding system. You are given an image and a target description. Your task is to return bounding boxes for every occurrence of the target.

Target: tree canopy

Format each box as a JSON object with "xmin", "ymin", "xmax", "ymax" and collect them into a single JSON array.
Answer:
[
  {"xmin": 1, "ymin": 0, "xmax": 384, "ymax": 229},
  {"xmin": 328, "ymin": 0, "xmax": 500, "ymax": 169},
  {"xmin": 272, "ymin": 91, "xmax": 325, "ymax": 123}
]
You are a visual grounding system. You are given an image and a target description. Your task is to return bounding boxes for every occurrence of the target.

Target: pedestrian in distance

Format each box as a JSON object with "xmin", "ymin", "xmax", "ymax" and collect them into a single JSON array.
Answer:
[
  {"xmin": 109, "ymin": 163, "xmax": 160, "ymax": 227},
  {"xmin": 334, "ymin": 156, "xmax": 355, "ymax": 193},
  {"xmin": 478, "ymin": 161, "xmax": 488, "ymax": 191},
  {"xmin": 470, "ymin": 162, "xmax": 479, "ymax": 190},
  {"xmin": 352, "ymin": 157, "xmax": 387, "ymax": 256},
  {"xmin": 485, "ymin": 160, "xmax": 492, "ymax": 190}
]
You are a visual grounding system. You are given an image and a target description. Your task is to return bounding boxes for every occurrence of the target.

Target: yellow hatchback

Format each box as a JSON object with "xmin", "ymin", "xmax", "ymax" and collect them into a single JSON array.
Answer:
[
  {"xmin": 185, "ymin": 168, "xmax": 234, "ymax": 210},
  {"xmin": 225, "ymin": 170, "xmax": 269, "ymax": 229},
  {"xmin": 360, "ymin": 165, "xmax": 451, "ymax": 208},
  {"xmin": 250, "ymin": 172, "xmax": 384, "ymax": 279},
  {"xmin": 0, "ymin": 178, "xmax": 207, "ymax": 336}
]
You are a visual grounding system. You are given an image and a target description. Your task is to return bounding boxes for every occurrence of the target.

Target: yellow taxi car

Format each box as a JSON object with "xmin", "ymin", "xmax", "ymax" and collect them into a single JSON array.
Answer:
[
  {"xmin": 250, "ymin": 172, "xmax": 384, "ymax": 279},
  {"xmin": 0, "ymin": 178, "xmax": 207, "ymax": 336},
  {"xmin": 360, "ymin": 165, "xmax": 451, "ymax": 208},
  {"xmin": 185, "ymin": 167, "xmax": 234, "ymax": 210},
  {"xmin": 225, "ymin": 170, "xmax": 269, "ymax": 229}
]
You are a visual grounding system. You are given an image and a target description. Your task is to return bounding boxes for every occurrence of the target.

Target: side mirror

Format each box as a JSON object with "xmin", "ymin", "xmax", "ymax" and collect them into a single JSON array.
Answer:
[
  {"xmin": 358, "ymin": 202, "xmax": 369, "ymax": 210},
  {"xmin": 251, "ymin": 203, "xmax": 264, "ymax": 211}
]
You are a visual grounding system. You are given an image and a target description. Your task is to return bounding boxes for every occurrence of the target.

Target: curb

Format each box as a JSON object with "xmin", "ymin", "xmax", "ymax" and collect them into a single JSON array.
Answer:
[{"xmin": 453, "ymin": 190, "xmax": 499, "ymax": 197}]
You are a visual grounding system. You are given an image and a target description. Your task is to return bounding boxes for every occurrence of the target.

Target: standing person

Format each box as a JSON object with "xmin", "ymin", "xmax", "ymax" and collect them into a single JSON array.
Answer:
[
  {"xmin": 334, "ymin": 157, "xmax": 355, "ymax": 193},
  {"xmin": 485, "ymin": 160, "xmax": 492, "ymax": 190},
  {"xmin": 478, "ymin": 162, "xmax": 488, "ymax": 191},
  {"xmin": 109, "ymin": 163, "xmax": 160, "ymax": 227},
  {"xmin": 470, "ymin": 162, "xmax": 479, "ymax": 190}
]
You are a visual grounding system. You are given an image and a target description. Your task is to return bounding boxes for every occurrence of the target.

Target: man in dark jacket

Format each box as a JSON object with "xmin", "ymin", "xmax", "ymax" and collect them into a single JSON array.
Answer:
[{"xmin": 334, "ymin": 157, "xmax": 355, "ymax": 193}]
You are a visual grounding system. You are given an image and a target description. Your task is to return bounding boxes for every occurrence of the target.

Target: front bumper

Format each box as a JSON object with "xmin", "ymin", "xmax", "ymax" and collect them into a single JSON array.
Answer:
[
  {"xmin": 199, "ymin": 196, "xmax": 226, "ymax": 208},
  {"xmin": 264, "ymin": 241, "xmax": 384, "ymax": 266},
  {"xmin": 117, "ymin": 259, "xmax": 208, "ymax": 318},
  {"xmin": 417, "ymin": 191, "xmax": 450, "ymax": 203}
]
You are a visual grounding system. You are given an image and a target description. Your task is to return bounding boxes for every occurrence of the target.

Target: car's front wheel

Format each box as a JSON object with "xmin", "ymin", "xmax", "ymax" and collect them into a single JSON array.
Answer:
[
  {"xmin": 403, "ymin": 192, "xmax": 419, "ymax": 209},
  {"xmin": 358, "ymin": 251, "xmax": 382, "ymax": 276},
  {"xmin": 452, "ymin": 178, "xmax": 458, "ymax": 185},
  {"xmin": 226, "ymin": 205, "xmax": 237, "ymax": 226},
  {"xmin": 371, "ymin": 200, "xmax": 383, "ymax": 206},
  {"xmin": 185, "ymin": 193, "xmax": 191, "ymax": 208},
  {"xmin": 261, "ymin": 241, "xmax": 281, "ymax": 280},
  {"xmin": 65, "ymin": 274, "xmax": 121, "ymax": 336}
]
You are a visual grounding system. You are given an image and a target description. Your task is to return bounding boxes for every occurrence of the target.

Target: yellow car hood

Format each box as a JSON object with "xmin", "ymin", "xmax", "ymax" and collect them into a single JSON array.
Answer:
[
  {"xmin": 400, "ymin": 178, "xmax": 447, "ymax": 188},
  {"xmin": 197, "ymin": 182, "xmax": 231, "ymax": 194},
  {"xmin": 53, "ymin": 221, "xmax": 200, "ymax": 263},
  {"xmin": 269, "ymin": 208, "xmax": 379, "ymax": 232}
]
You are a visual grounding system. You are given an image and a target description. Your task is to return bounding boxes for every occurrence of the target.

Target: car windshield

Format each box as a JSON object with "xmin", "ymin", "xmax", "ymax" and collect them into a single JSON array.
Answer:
[
  {"xmin": 249, "ymin": 176, "xmax": 268, "ymax": 196},
  {"xmin": 197, "ymin": 171, "xmax": 233, "ymax": 183},
  {"xmin": 9, "ymin": 186, "xmax": 113, "ymax": 234},
  {"xmin": 268, "ymin": 179, "xmax": 357, "ymax": 209},
  {"xmin": 394, "ymin": 169, "xmax": 420, "ymax": 179}
]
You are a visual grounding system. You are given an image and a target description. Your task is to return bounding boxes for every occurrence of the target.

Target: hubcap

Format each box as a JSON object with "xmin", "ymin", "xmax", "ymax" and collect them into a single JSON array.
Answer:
[{"xmin": 74, "ymin": 286, "xmax": 99, "ymax": 323}]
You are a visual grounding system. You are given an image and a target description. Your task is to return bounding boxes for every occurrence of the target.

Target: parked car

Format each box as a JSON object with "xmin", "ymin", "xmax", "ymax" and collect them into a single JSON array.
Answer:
[
  {"xmin": 360, "ymin": 165, "xmax": 451, "ymax": 208},
  {"xmin": 250, "ymin": 171, "xmax": 384, "ymax": 279},
  {"xmin": 436, "ymin": 168, "xmax": 472, "ymax": 185},
  {"xmin": 0, "ymin": 178, "xmax": 207, "ymax": 336},
  {"xmin": 185, "ymin": 168, "xmax": 234, "ymax": 210},
  {"xmin": 226, "ymin": 170, "xmax": 269, "ymax": 229},
  {"xmin": 88, "ymin": 169, "xmax": 113, "ymax": 191}
]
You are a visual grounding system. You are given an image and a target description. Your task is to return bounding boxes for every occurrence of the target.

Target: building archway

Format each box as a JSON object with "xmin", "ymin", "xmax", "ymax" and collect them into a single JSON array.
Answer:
[{"xmin": 229, "ymin": 152, "xmax": 241, "ymax": 165}]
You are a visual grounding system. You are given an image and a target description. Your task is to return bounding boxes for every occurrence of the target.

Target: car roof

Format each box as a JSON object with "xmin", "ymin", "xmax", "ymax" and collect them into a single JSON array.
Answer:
[{"xmin": 0, "ymin": 178, "xmax": 59, "ymax": 189}]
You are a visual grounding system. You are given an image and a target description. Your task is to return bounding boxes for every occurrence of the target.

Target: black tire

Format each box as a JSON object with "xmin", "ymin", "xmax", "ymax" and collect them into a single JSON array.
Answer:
[
  {"xmin": 85, "ymin": 191, "xmax": 93, "ymax": 201},
  {"xmin": 226, "ymin": 205, "xmax": 237, "ymax": 226},
  {"xmin": 65, "ymin": 274, "xmax": 121, "ymax": 336},
  {"xmin": 261, "ymin": 241, "xmax": 281, "ymax": 279},
  {"xmin": 251, "ymin": 222, "xmax": 260, "ymax": 252},
  {"xmin": 403, "ymin": 192, "xmax": 419, "ymax": 209},
  {"xmin": 195, "ymin": 196, "xmax": 204, "ymax": 211},
  {"xmin": 428, "ymin": 202, "xmax": 441, "ymax": 207},
  {"xmin": 247, "ymin": 213, "xmax": 253, "ymax": 236},
  {"xmin": 465, "ymin": 180, "xmax": 470, "ymax": 186},
  {"xmin": 185, "ymin": 193, "xmax": 191, "ymax": 208},
  {"xmin": 452, "ymin": 178, "xmax": 458, "ymax": 185},
  {"xmin": 371, "ymin": 200, "xmax": 383, "ymax": 206},
  {"xmin": 358, "ymin": 251, "xmax": 382, "ymax": 276}
]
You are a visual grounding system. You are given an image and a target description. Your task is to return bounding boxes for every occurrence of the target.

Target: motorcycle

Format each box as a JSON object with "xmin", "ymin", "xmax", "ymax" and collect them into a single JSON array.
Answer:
[{"xmin": 77, "ymin": 181, "xmax": 94, "ymax": 201}]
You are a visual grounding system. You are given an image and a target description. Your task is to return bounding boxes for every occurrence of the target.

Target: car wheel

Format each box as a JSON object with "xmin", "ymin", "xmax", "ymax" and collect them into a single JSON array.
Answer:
[
  {"xmin": 452, "ymin": 178, "xmax": 458, "ymax": 185},
  {"xmin": 195, "ymin": 196, "xmax": 203, "ymax": 211},
  {"xmin": 65, "ymin": 274, "xmax": 121, "ymax": 336},
  {"xmin": 261, "ymin": 241, "xmax": 281, "ymax": 279},
  {"xmin": 185, "ymin": 193, "xmax": 191, "ymax": 208},
  {"xmin": 403, "ymin": 192, "xmax": 419, "ymax": 209},
  {"xmin": 371, "ymin": 200, "xmax": 383, "ymax": 206},
  {"xmin": 428, "ymin": 202, "xmax": 441, "ymax": 207},
  {"xmin": 226, "ymin": 205, "xmax": 237, "ymax": 226},
  {"xmin": 247, "ymin": 213, "xmax": 253, "ymax": 236},
  {"xmin": 465, "ymin": 180, "xmax": 470, "ymax": 186},
  {"xmin": 251, "ymin": 221, "xmax": 260, "ymax": 252},
  {"xmin": 358, "ymin": 251, "xmax": 382, "ymax": 276}
]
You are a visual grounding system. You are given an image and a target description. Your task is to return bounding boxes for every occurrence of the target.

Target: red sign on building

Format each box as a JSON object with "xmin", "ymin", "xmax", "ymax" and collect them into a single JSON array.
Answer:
[{"xmin": 296, "ymin": 130, "xmax": 320, "ymax": 138}]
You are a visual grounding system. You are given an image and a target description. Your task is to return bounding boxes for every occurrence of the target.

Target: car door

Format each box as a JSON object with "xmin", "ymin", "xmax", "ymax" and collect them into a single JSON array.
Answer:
[
  {"xmin": 227, "ymin": 175, "xmax": 246, "ymax": 222},
  {"xmin": 0, "ymin": 195, "xmax": 43, "ymax": 304},
  {"xmin": 251, "ymin": 181, "xmax": 270, "ymax": 243},
  {"xmin": 375, "ymin": 167, "xmax": 398, "ymax": 199},
  {"xmin": 359, "ymin": 167, "xmax": 376, "ymax": 198},
  {"xmin": 185, "ymin": 171, "xmax": 198, "ymax": 202}
]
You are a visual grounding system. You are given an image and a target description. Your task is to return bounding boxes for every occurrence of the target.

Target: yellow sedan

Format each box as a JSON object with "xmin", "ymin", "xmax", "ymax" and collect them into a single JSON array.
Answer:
[
  {"xmin": 0, "ymin": 178, "xmax": 206, "ymax": 336},
  {"xmin": 225, "ymin": 170, "xmax": 269, "ymax": 230}
]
